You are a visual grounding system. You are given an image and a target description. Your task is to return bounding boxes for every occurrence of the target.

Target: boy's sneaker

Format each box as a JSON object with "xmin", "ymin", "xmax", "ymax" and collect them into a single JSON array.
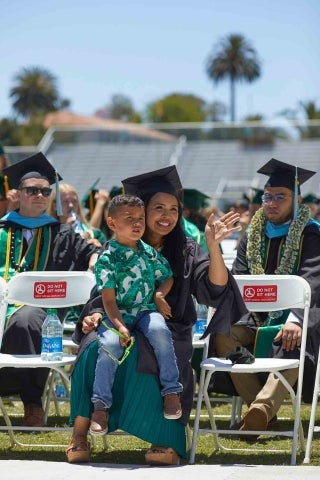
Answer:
[
  {"xmin": 89, "ymin": 410, "xmax": 108, "ymax": 435},
  {"xmin": 163, "ymin": 394, "xmax": 182, "ymax": 420}
]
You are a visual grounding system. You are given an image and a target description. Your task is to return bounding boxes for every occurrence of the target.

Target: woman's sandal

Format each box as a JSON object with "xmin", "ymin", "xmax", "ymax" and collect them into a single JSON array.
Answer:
[
  {"xmin": 145, "ymin": 445, "xmax": 180, "ymax": 466},
  {"xmin": 65, "ymin": 439, "xmax": 90, "ymax": 463}
]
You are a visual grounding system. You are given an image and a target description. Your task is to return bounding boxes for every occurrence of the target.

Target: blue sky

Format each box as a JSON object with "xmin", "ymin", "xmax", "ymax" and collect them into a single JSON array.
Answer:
[{"xmin": 1, "ymin": 0, "xmax": 319, "ymax": 122}]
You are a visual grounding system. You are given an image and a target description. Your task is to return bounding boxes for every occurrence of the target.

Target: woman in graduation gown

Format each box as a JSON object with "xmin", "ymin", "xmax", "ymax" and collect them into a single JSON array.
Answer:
[{"xmin": 67, "ymin": 166, "xmax": 244, "ymax": 465}]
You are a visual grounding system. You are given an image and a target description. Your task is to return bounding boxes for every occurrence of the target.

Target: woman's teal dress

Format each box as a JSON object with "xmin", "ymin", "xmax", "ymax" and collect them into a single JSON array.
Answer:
[{"xmin": 69, "ymin": 336, "xmax": 187, "ymax": 458}]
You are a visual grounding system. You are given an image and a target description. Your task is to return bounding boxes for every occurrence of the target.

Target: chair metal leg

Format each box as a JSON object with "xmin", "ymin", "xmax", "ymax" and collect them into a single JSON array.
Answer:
[
  {"xmin": 0, "ymin": 397, "xmax": 18, "ymax": 447},
  {"xmin": 189, "ymin": 365, "xmax": 206, "ymax": 463},
  {"xmin": 303, "ymin": 353, "xmax": 320, "ymax": 464}
]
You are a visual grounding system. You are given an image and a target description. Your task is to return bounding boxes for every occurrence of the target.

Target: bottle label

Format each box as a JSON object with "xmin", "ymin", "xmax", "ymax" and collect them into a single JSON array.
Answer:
[
  {"xmin": 55, "ymin": 384, "xmax": 66, "ymax": 398},
  {"xmin": 42, "ymin": 337, "xmax": 63, "ymax": 353},
  {"xmin": 194, "ymin": 318, "xmax": 207, "ymax": 337}
]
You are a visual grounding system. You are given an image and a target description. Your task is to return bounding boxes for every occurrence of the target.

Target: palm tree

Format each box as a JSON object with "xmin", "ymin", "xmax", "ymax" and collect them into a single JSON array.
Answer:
[
  {"xmin": 9, "ymin": 66, "xmax": 60, "ymax": 119},
  {"xmin": 298, "ymin": 100, "xmax": 320, "ymax": 138},
  {"xmin": 206, "ymin": 34, "xmax": 261, "ymax": 122}
]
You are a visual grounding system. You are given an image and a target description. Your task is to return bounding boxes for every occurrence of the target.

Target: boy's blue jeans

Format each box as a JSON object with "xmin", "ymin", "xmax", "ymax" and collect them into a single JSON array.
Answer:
[{"xmin": 91, "ymin": 311, "xmax": 183, "ymax": 409}]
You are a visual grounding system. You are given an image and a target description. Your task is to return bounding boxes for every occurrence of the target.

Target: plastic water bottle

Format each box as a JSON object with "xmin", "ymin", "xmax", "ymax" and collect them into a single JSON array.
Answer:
[
  {"xmin": 70, "ymin": 209, "xmax": 84, "ymax": 235},
  {"xmin": 193, "ymin": 302, "xmax": 208, "ymax": 341},
  {"xmin": 41, "ymin": 308, "xmax": 63, "ymax": 361},
  {"xmin": 54, "ymin": 374, "xmax": 67, "ymax": 399}
]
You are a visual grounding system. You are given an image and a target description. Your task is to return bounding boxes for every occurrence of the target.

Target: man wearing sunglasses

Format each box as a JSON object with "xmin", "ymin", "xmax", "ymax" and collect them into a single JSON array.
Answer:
[
  {"xmin": 212, "ymin": 158, "xmax": 320, "ymax": 440},
  {"xmin": 0, "ymin": 152, "xmax": 99, "ymax": 429}
]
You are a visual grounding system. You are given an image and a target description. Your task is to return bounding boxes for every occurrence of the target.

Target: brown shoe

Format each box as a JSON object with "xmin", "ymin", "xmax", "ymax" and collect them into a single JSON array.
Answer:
[
  {"xmin": 89, "ymin": 410, "xmax": 108, "ymax": 436},
  {"xmin": 23, "ymin": 403, "xmax": 45, "ymax": 427},
  {"xmin": 240, "ymin": 405, "xmax": 268, "ymax": 442},
  {"xmin": 163, "ymin": 394, "xmax": 182, "ymax": 420},
  {"xmin": 145, "ymin": 445, "xmax": 180, "ymax": 465},
  {"xmin": 66, "ymin": 438, "xmax": 90, "ymax": 463}
]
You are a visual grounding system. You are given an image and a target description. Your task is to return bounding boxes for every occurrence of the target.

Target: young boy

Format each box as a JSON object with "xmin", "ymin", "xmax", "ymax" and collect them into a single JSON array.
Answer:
[{"xmin": 90, "ymin": 194, "xmax": 183, "ymax": 435}]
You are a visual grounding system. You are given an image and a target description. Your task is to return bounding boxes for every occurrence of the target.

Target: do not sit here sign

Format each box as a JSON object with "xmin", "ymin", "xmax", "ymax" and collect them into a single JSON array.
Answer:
[
  {"xmin": 243, "ymin": 285, "xmax": 277, "ymax": 302},
  {"xmin": 33, "ymin": 281, "xmax": 67, "ymax": 299}
]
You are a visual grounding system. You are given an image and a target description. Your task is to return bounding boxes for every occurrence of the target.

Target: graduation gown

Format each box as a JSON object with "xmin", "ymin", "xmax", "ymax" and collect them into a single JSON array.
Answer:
[
  {"xmin": 0, "ymin": 214, "xmax": 99, "ymax": 400},
  {"xmin": 69, "ymin": 237, "xmax": 232, "ymax": 458},
  {"xmin": 230, "ymin": 221, "xmax": 320, "ymax": 402}
]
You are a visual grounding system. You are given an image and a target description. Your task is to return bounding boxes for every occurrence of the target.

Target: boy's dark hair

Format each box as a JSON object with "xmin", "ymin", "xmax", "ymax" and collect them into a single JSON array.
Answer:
[{"xmin": 108, "ymin": 194, "xmax": 144, "ymax": 217}]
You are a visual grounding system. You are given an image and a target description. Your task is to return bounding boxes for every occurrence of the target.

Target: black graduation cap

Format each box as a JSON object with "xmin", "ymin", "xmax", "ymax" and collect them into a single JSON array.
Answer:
[
  {"xmin": 110, "ymin": 186, "xmax": 123, "ymax": 198},
  {"xmin": 82, "ymin": 188, "xmax": 99, "ymax": 216},
  {"xmin": 250, "ymin": 187, "xmax": 264, "ymax": 205},
  {"xmin": 81, "ymin": 178, "xmax": 101, "ymax": 215},
  {"xmin": 257, "ymin": 158, "xmax": 316, "ymax": 192},
  {"xmin": 82, "ymin": 182, "xmax": 123, "ymax": 217},
  {"xmin": 122, "ymin": 166, "xmax": 182, "ymax": 197},
  {"xmin": 0, "ymin": 176, "xmax": 6, "ymax": 198},
  {"xmin": 303, "ymin": 193, "xmax": 320, "ymax": 205},
  {"xmin": 2, "ymin": 152, "xmax": 62, "ymax": 188},
  {"xmin": 258, "ymin": 158, "xmax": 316, "ymax": 220},
  {"xmin": 183, "ymin": 188, "xmax": 210, "ymax": 209},
  {"xmin": 2, "ymin": 152, "xmax": 63, "ymax": 215}
]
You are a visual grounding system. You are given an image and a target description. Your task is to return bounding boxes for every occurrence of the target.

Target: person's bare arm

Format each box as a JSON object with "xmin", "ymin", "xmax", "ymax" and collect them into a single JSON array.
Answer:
[
  {"xmin": 154, "ymin": 277, "xmax": 173, "ymax": 319},
  {"xmin": 6, "ymin": 189, "xmax": 20, "ymax": 211},
  {"xmin": 101, "ymin": 288, "xmax": 131, "ymax": 346},
  {"xmin": 89, "ymin": 190, "xmax": 110, "ymax": 229},
  {"xmin": 205, "ymin": 211, "xmax": 241, "ymax": 286}
]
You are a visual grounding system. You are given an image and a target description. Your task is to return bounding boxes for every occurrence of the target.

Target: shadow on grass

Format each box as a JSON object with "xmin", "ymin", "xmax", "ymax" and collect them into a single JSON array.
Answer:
[{"xmin": 0, "ymin": 402, "xmax": 319, "ymax": 466}]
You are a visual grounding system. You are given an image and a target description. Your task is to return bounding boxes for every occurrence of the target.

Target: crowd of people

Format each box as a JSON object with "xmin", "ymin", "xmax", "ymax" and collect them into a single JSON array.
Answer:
[{"xmin": 0, "ymin": 143, "xmax": 320, "ymax": 466}]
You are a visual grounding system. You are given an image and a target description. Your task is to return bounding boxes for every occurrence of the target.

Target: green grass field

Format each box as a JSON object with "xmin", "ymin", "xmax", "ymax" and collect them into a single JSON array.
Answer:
[{"xmin": 0, "ymin": 396, "xmax": 319, "ymax": 466}]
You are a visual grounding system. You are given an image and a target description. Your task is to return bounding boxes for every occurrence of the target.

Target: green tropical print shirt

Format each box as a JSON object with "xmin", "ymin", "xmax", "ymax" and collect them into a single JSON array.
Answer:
[{"xmin": 94, "ymin": 239, "xmax": 172, "ymax": 324}]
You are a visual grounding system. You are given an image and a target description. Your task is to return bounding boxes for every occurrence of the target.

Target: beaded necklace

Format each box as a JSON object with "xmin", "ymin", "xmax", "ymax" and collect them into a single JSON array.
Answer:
[
  {"xmin": 247, "ymin": 204, "xmax": 310, "ymax": 275},
  {"xmin": 4, "ymin": 227, "xmax": 48, "ymax": 280}
]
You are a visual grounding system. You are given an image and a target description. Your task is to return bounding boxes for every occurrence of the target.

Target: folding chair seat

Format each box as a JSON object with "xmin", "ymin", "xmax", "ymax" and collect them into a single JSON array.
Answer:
[
  {"xmin": 190, "ymin": 274, "xmax": 311, "ymax": 466},
  {"xmin": 303, "ymin": 344, "xmax": 320, "ymax": 463},
  {"xmin": 0, "ymin": 271, "xmax": 95, "ymax": 448}
]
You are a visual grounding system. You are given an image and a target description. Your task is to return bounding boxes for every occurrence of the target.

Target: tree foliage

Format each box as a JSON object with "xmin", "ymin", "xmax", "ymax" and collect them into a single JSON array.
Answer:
[
  {"xmin": 298, "ymin": 100, "xmax": 320, "ymax": 138},
  {"xmin": 109, "ymin": 94, "xmax": 141, "ymax": 123},
  {"xmin": 0, "ymin": 118, "xmax": 46, "ymax": 146},
  {"xmin": 206, "ymin": 34, "xmax": 261, "ymax": 122},
  {"xmin": 9, "ymin": 66, "xmax": 70, "ymax": 119},
  {"xmin": 146, "ymin": 93, "xmax": 218, "ymax": 123}
]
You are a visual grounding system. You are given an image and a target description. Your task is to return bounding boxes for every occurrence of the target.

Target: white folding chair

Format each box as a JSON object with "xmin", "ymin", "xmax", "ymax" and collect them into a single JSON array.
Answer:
[
  {"xmin": 222, "ymin": 251, "xmax": 237, "ymax": 271},
  {"xmin": 0, "ymin": 270, "xmax": 95, "ymax": 447},
  {"xmin": 303, "ymin": 344, "xmax": 320, "ymax": 463},
  {"xmin": 192, "ymin": 304, "xmax": 242, "ymax": 427},
  {"xmin": 190, "ymin": 274, "xmax": 311, "ymax": 466}
]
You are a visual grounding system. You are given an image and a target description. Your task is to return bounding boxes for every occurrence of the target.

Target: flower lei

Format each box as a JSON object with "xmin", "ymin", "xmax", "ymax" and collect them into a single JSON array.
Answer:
[{"xmin": 247, "ymin": 204, "xmax": 310, "ymax": 275}]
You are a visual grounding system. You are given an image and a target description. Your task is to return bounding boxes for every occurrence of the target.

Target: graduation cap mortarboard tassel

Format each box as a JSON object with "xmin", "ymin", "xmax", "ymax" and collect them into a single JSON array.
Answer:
[
  {"xmin": 3, "ymin": 174, "xmax": 9, "ymax": 195},
  {"xmin": 55, "ymin": 171, "xmax": 63, "ymax": 216},
  {"xmin": 293, "ymin": 166, "xmax": 299, "ymax": 220}
]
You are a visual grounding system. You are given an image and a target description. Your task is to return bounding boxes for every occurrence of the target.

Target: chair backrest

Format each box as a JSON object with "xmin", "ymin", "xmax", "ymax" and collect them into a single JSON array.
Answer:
[
  {"xmin": 234, "ymin": 274, "xmax": 311, "ymax": 412},
  {"xmin": 233, "ymin": 274, "xmax": 311, "ymax": 312},
  {"xmin": 222, "ymin": 252, "xmax": 237, "ymax": 271},
  {"xmin": 0, "ymin": 271, "xmax": 96, "ymax": 347}
]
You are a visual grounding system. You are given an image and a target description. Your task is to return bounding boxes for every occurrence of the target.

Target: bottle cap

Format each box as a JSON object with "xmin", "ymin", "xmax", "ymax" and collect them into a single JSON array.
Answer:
[{"xmin": 46, "ymin": 308, "xmax": 58, "ymax": 314}]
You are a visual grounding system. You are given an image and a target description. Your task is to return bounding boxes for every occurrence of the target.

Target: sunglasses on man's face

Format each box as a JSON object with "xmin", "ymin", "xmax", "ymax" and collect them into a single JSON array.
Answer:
[{"xmin": 19, "ymin": 186, "xmax": 52, "ymax": 197}]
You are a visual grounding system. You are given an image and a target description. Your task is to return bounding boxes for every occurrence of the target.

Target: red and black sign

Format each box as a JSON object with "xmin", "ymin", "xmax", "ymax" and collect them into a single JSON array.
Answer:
[
  {"xmin": 242, "ymin": 285, "xmax": 277, "ymax": 302},
  {"xmin": 33, "ymin": 282, "xmax": 67, "ymax": 299}
]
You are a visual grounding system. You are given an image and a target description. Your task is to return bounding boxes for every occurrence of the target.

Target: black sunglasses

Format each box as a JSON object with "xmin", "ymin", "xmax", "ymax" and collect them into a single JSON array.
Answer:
[{"xmin": 19, "ymin": 187, "xmax": 52, "ymax": 197}]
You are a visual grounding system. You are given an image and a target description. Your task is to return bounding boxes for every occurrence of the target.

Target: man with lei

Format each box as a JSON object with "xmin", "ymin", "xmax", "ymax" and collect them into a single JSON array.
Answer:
[
  {"xmin": 0, "ymin": 153, "xmax": 99, "ymax": 428},
  {"xmin": 213, "ymin": 158, "xmax": 320, "ymax": 438}
]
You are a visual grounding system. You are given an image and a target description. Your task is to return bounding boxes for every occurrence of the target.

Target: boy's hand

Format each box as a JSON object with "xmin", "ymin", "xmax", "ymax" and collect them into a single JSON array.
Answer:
[
  {"xmin": 82, "ymin": 312, "xmax": 102, "ymax": 334},
  {"xmin": 118, "ymin": 324, "xmax": 132, "ymax": 346}
]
